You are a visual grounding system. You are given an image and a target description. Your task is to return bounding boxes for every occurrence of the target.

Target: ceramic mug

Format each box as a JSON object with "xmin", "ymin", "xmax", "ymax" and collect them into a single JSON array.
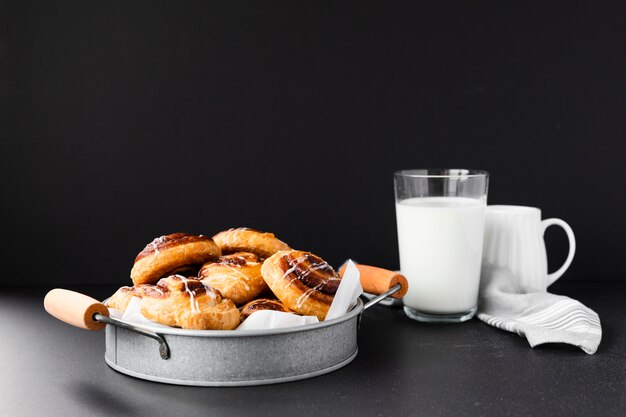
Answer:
[{"xmin": 482, "ymin": 205, "xmax": 576, "ymax": 293}]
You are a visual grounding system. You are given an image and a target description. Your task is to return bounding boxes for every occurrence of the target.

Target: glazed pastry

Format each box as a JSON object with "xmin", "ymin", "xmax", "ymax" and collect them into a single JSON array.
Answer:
[
  {"xmin": 198, "ymin": 252, "xmax": 267, "ymax": 305},
  {"xmin": 261, "ymin": 250, "xmax": 341, "ymax": 320},
  {"xmin": 212, "ymin": 228, "xmax": 290, "ymax": 259},
  {"xmin": 107, "ymin": 285, "xmax": 153, "ymax": 312},
  {"xmin": 130, "ymin": 233, "xmax": 221, "ymax": 286},
  {"xmin": 139, "ymin": 275, "xmax": 240, "ymax": 330},
  {"xmin": 239, "ymin": 298, "xmax": 292, "ymax": 321}
]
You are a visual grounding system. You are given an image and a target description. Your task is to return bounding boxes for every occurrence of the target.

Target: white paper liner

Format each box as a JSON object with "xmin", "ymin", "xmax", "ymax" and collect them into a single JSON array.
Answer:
[
  {"xmin": 237, "ymin": 310, "xmax": 319, "ymax": 330},
  {"xmin": 325, "ymin": 259, "xmax": 363, "ymax": 320},
  {"xmin": 107, "ymin": 259, "xmax": 363, "ymax": 331},
  {"xmin": 120, "ymin": 297, "xmax": 171, "ymax": 329},
  {"xmin": 108, "ymin": 308, "xmax": 124, "ymax": 319}
]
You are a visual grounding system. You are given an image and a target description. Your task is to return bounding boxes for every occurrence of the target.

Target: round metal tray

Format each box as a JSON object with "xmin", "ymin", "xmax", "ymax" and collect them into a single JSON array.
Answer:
[{"xmin": 103, "ymin": 299, "xmax": 364, "ymax": 386}]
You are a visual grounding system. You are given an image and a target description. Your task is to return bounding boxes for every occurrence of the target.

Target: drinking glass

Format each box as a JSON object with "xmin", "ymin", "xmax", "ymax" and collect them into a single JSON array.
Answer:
[{"xmin": 394, "ymin": 169, "xmax": 489, "ymax": 323}]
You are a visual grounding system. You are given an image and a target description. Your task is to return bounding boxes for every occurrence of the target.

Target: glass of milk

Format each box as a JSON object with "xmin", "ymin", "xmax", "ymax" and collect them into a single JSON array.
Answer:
[{"xmin": 394, "ymin": 169, "xmax": 489, "ymax": 323}]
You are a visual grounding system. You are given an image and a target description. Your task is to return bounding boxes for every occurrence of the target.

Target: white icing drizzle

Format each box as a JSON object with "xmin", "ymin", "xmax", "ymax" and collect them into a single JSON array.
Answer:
[
  {"xmin": 233, "ymin": 255, "xmax": 260, "ymax": 267},
  {"xmin": 150, "ymin": 235, "xmax": 166, "ymax": 257},
  {"xmin": 204, "ymin": 262, "xmax": 253, "ymax": 292},
  {"xmin": 151, "ymin": 242, "xmax": 160, "ymax": 256},
  {"xmin": 232, "ymin": 228, "xmax": 244, "ymax": 246},
  {"xmin": 282, "ymin": 254, "xmax": 341, "ymax": 307},
  {"xmin": 201, "ymin": 281, "xmax": 218, "ymax": 300},
  {"xmin": 147, "ymin": 236, "xmax": 166, "ymax": 267},
  {"xmin": 295, "ymin": 283, "xmax": 327, "ymax": 308},
  {"xmin": 228, "ymin": 227, "xmax": 254, "ymax": 249},
  {"xmin": 226, "ymin": 266, "xmax": 252, "ymax": 291},
  {"xmin": 281, "ymin": 255, "xmax": 309, "ymax": 286},
  {"xmin": 176, "ymin": 275, "xmax": 200, "ymax": 313}
]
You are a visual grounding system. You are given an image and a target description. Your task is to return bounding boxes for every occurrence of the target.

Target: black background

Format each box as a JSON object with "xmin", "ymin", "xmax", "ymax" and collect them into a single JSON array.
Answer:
[{"xmin": 2, "ymin": 1, "xmax": 625, "ymax": 286}]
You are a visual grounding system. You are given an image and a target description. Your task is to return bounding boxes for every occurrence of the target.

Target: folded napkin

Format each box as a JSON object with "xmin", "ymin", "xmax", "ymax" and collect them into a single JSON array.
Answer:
[{"xmin": 477, "ymin": 263, "xmax": 602, "ymax": 354}]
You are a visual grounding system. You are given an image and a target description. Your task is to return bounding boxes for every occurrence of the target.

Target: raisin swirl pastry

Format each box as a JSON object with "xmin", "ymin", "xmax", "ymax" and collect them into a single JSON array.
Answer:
[
  {"xmin": 139, "ymin": 275, "xmax": 240, "ymax": 330},
  {"xmin": 240, "ymin": 298, "xmax": 292, "ymax": 321},
  {"xmin": 261, "ymin": 250, "xmax": 341, "ymax": 320},
  {"xmin": 130, "ymin": 233, "xmax": 221, "ymax": 286},
  {"xmin": 212, "ymin": 228, "xmax": 290, "ymax": 259},
  {"xmin": 198, "ymin": 252, "xmax": 267, "ymax": 305}
]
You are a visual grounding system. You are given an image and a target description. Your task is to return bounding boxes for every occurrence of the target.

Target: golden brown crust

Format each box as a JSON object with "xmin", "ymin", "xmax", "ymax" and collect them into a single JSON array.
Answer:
[
  {"xmin": 107, "ymin": 286, "xmax": 134, "ymax": 312},
  {"xmin": 212, "ymin": 228, "xmax": 290, "ymax": 259},
  {"xmin": 239, "ymin": 298, "xmax": 292, "ymax": 321},
  {"xmin": 107, "ymin": 285, "xmax": 154, "ymax": 312},
  {"xmin": 139, "ymin": 276, "xmax": 240, "ymax": 330},
  {"xmin": 261, "ymin": 250, "xmax": 341, "ymax": 320},
  {"xmin": 198, "ymin": 252, "xmax": 267, "ymax": 305},
  {"xmin": 130, "ymin": 233, "xmax": 221, "ymax": 286}
]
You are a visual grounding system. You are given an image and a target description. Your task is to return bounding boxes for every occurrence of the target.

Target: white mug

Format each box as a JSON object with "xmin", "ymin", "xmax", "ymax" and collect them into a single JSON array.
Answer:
[{"xmin": 482, "ymin": 205, "xmax": 576, "ymax": 293}]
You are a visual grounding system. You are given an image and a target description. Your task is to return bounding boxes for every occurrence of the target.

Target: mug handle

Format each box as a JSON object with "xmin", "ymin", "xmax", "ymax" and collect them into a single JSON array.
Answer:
[{"xmin": 542, "ymin": 218, "xmax": 576, "ymax": 285}]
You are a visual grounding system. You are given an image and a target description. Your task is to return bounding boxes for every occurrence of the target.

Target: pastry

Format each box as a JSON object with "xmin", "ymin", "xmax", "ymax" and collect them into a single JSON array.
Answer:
[
  {"xmin": 107, "ymin": 284, "xmax": 153, "ymax": 312},
  {"xmin": 261, "ymin": 250, "xmax": 341, "ymax": 320},
  {"xmin": 130, "ymin": 233, "xmax": 221, "ymax": 286},
  {"xmin": 212, "ymin": 228, "xmax": 290, "ymax": 259},
  {"xmin": 139, "ymin": 275, "xmax": 240, "ymax": 330},
  {"xmin": 198, "ymin": 252, "xmax": 267, "ymax": 305},
  {"xmin": 239, "ymin": 298, "xmax": 292, "ymax": 321}
]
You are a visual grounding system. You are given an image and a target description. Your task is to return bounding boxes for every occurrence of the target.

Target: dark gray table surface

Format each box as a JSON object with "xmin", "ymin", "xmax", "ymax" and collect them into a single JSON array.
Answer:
[{"xmin": 1, "ymin": 282, "xmax": 624, "ymax": 417}]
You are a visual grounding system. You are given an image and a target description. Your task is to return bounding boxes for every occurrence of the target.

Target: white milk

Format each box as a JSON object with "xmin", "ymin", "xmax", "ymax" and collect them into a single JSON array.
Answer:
[{"xmin": 396, "ymin": 197, "xmax": 486, "ymax": 314}]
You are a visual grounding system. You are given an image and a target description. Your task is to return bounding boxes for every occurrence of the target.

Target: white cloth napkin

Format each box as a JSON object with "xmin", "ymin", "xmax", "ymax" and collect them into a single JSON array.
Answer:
[{"xmin": 477, "ymin": 263, "xmax": 602, "ymax": 354}]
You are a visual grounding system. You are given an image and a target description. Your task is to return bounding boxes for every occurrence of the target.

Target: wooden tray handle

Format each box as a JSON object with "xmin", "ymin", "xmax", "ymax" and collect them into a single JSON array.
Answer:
[
  {"xmin": 44, "ymin": 289, "xmax": 109, "ymax": 331},
  {"xmin": 339, "ymin": 264, "xmax": 408, "ymax": 299}
]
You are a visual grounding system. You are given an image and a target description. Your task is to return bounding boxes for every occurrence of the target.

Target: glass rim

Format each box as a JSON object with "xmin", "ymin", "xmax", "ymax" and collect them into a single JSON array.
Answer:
[
  {"xmin": 394, "ymin": 168, "xmax": 489, "ymax": 179},
  {"xmin": 487, "ymin": 205, "xmax": 539, "ymax": 213}
]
